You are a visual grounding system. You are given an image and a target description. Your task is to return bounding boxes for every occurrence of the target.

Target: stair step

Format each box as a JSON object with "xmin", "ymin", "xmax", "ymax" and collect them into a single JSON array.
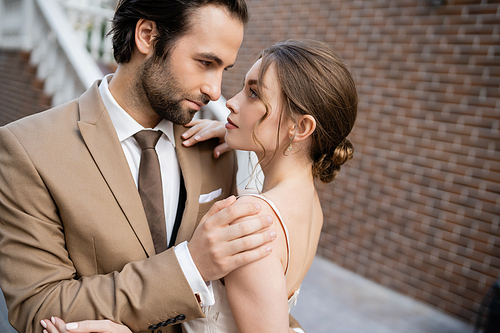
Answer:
[{"xmin": 0, "ymin": 49, "xmax": 52, "ymax": 126}]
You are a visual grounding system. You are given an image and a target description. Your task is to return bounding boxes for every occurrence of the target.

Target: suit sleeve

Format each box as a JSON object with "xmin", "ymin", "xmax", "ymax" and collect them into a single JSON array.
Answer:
[{"xmin": 0, "ymin": 127, "xmax": 203, "ymax": 333}]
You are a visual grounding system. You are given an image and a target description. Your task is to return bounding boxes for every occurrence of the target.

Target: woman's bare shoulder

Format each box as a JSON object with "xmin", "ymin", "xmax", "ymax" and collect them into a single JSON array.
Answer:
[{"xmin": 234, "ymin": 194, "xmax": 277, "ymax": 217}]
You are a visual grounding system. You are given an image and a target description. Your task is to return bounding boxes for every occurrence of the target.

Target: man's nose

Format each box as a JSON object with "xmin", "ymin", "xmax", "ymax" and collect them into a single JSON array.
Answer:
[{"xmin": 201, "ymin": 73, "xmax": 222, "ymax": 101}]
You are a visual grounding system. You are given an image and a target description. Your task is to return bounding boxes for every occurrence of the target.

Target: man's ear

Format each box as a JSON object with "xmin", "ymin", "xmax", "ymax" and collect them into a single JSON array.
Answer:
[
  {"xmin": 135, "ymin": 19, "xmax": 157, "ymax": 56},
  {"xmin": 290, "ymin": 115, "xmax": 316, "ymax": 142}
]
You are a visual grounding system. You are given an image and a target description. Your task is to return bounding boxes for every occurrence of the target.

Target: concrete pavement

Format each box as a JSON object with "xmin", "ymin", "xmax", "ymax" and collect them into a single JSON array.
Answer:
[
  {"xmin": 291, "ymin": 256, "xmax": 474, "ymax": 333},
  {"xmin": 0, "ymin": 286, "xmax": 15, "ymax": 333}
]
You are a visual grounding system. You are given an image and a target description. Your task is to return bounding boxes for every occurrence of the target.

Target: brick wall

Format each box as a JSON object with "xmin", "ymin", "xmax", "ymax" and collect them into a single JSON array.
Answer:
[
  {"xmin": 0, "ymin": 50, "xmax": 51, "ymax": 126},
  {"xmin": 220, "ymin": 0, "xmax": 500, "ymax": 324}
]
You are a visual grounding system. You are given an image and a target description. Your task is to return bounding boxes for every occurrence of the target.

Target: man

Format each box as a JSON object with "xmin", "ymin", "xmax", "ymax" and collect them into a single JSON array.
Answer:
[{"xmin": 0, "ymin": 0, "xmax": 303, "ymax": 332}]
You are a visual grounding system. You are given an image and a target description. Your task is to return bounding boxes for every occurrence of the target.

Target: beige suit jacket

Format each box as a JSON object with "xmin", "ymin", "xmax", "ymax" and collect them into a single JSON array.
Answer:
[{"xmin": 0, "ymin": 82, "xmax": 238, "ymax": 333}]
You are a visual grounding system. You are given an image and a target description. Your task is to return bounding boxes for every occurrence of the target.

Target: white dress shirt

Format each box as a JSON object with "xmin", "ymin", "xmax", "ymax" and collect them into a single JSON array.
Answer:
[{"xmin": 99, "ymin": 74, "xmax": 214, "ymax": 306}]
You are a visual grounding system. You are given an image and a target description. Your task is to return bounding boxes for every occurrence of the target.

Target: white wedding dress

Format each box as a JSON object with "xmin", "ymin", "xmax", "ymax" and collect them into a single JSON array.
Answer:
[{"xmin": 182, "ymin": 194, "xmax": 300, "ymax": 333}]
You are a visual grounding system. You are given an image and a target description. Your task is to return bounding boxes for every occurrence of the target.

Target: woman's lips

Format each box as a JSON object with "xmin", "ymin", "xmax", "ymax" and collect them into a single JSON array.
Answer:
[{"xmin": 226, "ymin": 117, "xmax": 238, "ymax": 129}]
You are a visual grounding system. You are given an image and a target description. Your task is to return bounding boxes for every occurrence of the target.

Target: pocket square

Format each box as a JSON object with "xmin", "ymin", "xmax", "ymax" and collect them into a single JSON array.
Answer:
[{"xmin": 199, "ymin": 188, "xmax": 222, "ymax": 203}]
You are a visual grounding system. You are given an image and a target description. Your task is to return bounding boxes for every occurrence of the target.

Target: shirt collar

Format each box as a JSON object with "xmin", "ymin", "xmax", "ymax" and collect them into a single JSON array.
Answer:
[{"xmin": 98, "ymin": 74, "xmax": 176, "ymax": 147}]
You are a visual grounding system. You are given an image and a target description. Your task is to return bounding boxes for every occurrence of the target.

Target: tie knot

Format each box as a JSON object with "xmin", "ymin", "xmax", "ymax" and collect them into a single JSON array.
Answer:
[{"xmin": 134, "ymin": 130, "xmax": 163, "ymax": 150}]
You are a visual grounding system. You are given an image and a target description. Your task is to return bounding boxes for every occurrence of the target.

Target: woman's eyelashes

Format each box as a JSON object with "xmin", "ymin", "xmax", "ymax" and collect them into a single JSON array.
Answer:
[{"xmin": 249, "ymin": 87, "xmax": 259, "ymax": 98}]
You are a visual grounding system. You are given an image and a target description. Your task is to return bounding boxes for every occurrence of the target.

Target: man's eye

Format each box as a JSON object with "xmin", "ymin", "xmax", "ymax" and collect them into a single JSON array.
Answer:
[
  {"xmin": 199, "ymin": 60, "xmax": 211, "ymax": 66},
  {"xmin": 249, "ymin": 88, "xmax": 258, "ymax": 98}
]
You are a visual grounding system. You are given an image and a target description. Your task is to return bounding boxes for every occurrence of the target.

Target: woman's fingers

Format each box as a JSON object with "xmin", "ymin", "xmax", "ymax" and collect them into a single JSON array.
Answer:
[
  {"xmin": 182, "ymin": 120, "xmax": 209, "ymax": 143},
  {"xmin": 65, "ymin": 320, "xmax": 132, "ymax": 332},
  {"xmin": 214, "ymin": 142, "xmax": 231, "ymax": 158},
  {"xmin": 182, "ymin": 119, "xmax": 227, "ymax": 147},
  {"xmin": 40, "ymin": 317, "xmax": 69, "ymax": 333},
  {"xmin": 182, "ymin": 119, "xmax": 233, "ymax": 157},
  {"xmin": 40, "ymin": 317, "xmax": 132, "ymax": 333}
]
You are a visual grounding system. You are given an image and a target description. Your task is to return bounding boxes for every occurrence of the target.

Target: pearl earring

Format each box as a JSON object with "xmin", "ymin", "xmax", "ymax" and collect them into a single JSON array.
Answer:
[{"xmin": 287, "ymin": 144, "xmax": 292, "ymax": 151}]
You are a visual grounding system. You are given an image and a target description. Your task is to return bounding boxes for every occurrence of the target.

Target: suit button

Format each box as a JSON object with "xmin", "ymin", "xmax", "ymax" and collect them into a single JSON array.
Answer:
[
  {"xmin": 167, "ymin": 318, "xmax": 176, "ymax": 325},
  {"xmin": 159, "ymin": 321, "xmax": 168, "ymax": 327},
  {"xmin": 175, "ymin": 314, "xmax": 186, "ymax": 322},
  {"xmin": 148, "ymin": 324, "xmax": 158, "ymax": 330}
]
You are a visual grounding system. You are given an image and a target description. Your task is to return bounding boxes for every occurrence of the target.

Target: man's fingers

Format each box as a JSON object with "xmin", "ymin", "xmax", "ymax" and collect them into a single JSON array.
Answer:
[
  {"xmin": 223, "ymin": 215, "xmax": 274, "ymax": 242},
  {"xmin": 190, "ymin": 199, "xmax": 277, "ymax": 281},
  {"xmin": 228, "ymin": 243, "xmax": 274, "ymax": 268},
  {"xmin": 200, "ymin": 196, "xmax": 237, "ymax": 224},
  {"xmin": 227, "ymin": 227, "xmax": 276, "ymax": 254},
  {"xmin": 207, "ymin": 201, "xmax": 262, "ymax": 228}
]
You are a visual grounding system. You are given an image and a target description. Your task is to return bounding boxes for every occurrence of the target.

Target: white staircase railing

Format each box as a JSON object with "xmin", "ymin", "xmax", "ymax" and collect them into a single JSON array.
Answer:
[
  {"xmin": 59, "ymin": 0, "xmax": 116, "ymax": 66},
  {"xmin": 0, "ymin": 0, "xmax": 106, "ymax": 106}
]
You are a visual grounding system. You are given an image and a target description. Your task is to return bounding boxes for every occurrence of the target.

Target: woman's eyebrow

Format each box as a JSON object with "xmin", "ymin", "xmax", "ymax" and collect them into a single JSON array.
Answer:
[{"xmin": 242, "ymin": 74, "xmax": 257, "ymax": 84}]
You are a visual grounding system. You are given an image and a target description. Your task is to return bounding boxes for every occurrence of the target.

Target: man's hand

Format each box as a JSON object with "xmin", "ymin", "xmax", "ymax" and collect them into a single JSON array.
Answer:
[
  {"xmin": 182, "ymin": 119, "xmax": 231, "ymax": 158},
  {"xmin": 188, "ymin": 196, "xmax": 276, "ymax": 281}
]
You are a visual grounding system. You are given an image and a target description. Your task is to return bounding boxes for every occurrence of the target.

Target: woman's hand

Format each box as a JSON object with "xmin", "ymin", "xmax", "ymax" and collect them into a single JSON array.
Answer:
[
  {"xmin": 182, "ymin": 119, "xmax": 231, "ymax": 158},
  {"xmin": 40, "ymin": 317, "xmax": 132, "ymax": 333}
]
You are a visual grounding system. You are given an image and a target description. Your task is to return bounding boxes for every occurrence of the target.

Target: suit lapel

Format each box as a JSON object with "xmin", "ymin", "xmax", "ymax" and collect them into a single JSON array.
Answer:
[
  {"xmin": 77, "ymin": 82, "xmax": 156, "ymax": 257},
  {"xmin": 173, "ymin": 125, "xmax": 202, "ymax": 245}
]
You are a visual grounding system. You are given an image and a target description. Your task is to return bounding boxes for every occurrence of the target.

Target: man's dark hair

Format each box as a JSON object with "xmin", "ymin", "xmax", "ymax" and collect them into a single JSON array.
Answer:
[{"xmin": 109, "ymin": 0, "xmax": 249, "ymax": 64}]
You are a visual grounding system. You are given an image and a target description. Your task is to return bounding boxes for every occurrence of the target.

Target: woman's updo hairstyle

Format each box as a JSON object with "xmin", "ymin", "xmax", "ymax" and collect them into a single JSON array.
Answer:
[{"xmin": 257, "ymin": 39, "xmax": 358, "ymax": 183}]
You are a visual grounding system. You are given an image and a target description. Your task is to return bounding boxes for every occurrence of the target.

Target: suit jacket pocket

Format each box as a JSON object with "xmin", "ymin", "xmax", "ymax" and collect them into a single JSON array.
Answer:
[
  {"xmin": 196, "ymin": 188, "xmax": 224, "ymax": 223},
  {"xmin": 198, "ymin": 188, "xmax": 222, "ymax": 203}
]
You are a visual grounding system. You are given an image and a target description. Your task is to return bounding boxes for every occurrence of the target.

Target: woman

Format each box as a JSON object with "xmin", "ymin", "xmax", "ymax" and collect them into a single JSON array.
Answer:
[{"xmin": 41, "ymin": 39, "xmax": 357, "ymax": 333}]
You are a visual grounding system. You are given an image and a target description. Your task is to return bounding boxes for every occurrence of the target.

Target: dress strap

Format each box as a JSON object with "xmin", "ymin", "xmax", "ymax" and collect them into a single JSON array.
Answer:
[{"xmin": 237, "ymin": 194, "xmax": 291, "ymax": 276}]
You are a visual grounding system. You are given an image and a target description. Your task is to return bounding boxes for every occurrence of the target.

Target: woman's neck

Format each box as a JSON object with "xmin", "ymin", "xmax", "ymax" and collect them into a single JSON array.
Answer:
[{"xmin": 260, "ymin": 152, "xmax": 314, "ymax": 193}]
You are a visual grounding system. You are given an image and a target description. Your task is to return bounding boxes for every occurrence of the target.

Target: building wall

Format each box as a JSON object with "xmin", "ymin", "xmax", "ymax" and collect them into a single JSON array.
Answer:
[{"xmin": 220, "ymin": 0, "xmax": 500, "ymax": 323}]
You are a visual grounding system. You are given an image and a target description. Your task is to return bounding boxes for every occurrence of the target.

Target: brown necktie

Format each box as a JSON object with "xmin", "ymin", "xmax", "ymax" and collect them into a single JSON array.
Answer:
[{"xmin": 134, "ymin": 130, "xmax": 167, "ymax": 254}]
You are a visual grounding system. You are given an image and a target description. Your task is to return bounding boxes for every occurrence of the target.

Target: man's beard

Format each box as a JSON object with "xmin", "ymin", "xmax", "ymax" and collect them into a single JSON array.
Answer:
[{"xmin": 139, "ymin": 56, "xmax": 209, "ymax": 125}]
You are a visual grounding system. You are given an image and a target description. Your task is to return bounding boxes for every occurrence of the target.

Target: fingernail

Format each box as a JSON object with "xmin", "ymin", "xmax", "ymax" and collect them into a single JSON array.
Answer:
[
  {"xmin": 267, "ymin": 216, "xmax": 273, "ymax": 224},
  {"xmin": 266, "ymin": 246, "xmax": 272, "ymax": 253},
  {"xmin": 43, "ymin": 330, "xmax": 48, "ymax": 333},
  {"xmin": 182, "ymin": 133, "xmax": 188, "ymax": 138},
  {"xmin": 40, "ymin": 320, "xmax": 47, "ymax": 328},
  {"xmin": 51, "ymin": 317, "xmax": 55, "ymax": 325},
  {"xmin": 254, "ymin": 203, "xmax": 261, "ymax": 210},
  {"xmin": 66, "ymin": 322, "xmax": 79, "ymax": 330},
  {"xmin": 194, "ymin": 135, "xmax": 201, "ymax": 141},
  {"xmin": 270, "ymin": 230, "xmax": 276, "ymax": 239},
  {"xmin": 215, "ymin": 151, "xmax": 220, "ymax": 158}
]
